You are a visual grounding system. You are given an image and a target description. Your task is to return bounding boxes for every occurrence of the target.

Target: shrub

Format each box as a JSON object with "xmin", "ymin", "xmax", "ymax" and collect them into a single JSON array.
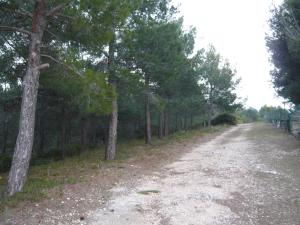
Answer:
[{"xmin": 211, "ymin": 113, "xmax": 237, "ymax": 125}]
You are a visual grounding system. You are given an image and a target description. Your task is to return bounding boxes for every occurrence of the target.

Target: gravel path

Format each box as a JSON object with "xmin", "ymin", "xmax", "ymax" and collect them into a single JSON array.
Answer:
[{"xmin": 87, "ymin": 123, "xmax": 300, "ymax": 225}]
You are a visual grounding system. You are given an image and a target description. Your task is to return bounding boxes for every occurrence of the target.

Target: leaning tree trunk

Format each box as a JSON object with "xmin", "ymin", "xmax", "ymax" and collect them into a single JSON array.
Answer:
[
  {"xmin": 105, "ymin": 31, "xmax": 118, "ymax": 160},
  {"xmin": 7, "ymin": 1, "xmax": 48, "ymax": 196},
  {"xmin": 144, "ymin": 74, "xmax": 152, "ymax": 144}
]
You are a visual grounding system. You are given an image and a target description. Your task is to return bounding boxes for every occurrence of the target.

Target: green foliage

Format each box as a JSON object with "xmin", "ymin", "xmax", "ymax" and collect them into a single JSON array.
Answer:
[
  {"xmin": 259, "ymin": 105, "xmax": 289, "ymax": 122},
  {"xmin": 267, "ymin": 1, "xmax": 300, "ymax": 104},
  {"xmin": 211, "ymin": 113, "xmax": 238, "ymax": 126},
  {"xmin": 194, "ymin": 45, "xmax": 241, "ymax": 116},
  {"xmin": 237, "ymin": 108, "xmax": 260, "ymax": 123},
  {"xmin": 77, "ymin": 70, "xmax": 114, "ymax": 115}
]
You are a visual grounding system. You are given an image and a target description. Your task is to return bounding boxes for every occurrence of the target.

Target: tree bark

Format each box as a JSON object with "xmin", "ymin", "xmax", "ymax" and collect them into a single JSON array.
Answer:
[
  {"xmin": 181, "ymin": 117, "xmax": 185, "ymax": 130},
  {"xmin": 80, "ymin": 117, "xmax": 88, "ymax": 147},
  {"xmin": 66, "ymin": 114, "xmax": 72, "ymax": 145},
  {"xmin": 184, "ymin": 114, "xmax": 188, "ymax": 130},
  {"xmin": 61, "ymin": 107, "xmax": 66, "ymax": 159},
  {"xmin": 105, "ymin": 91, "xmax": 118, "ymax": 160},
  {"xmin": 7, "ymin": 0, "xmax": 47, "ymax": 196},
  {"xmin": 163, "ymin": 109, "xmax": 169, "ymax": 136},
  {"xmin": 105, "ymin": 31, "xmax": 118, "ymax": 160},
  {"xmin": 93, "ymin": 127, "xmax": 97, "ymax": 147},
  {"xmin": 207, "ymin": 106, "xmax": 212, "ymax": 128},
  {"xmin": 158, "ymin": 111, "xmax": 164, "ymax": 139},
  {"xmin": 175, "ymin": 113, "xmax": 178, "ymax": 132},
  {"xmin": 145, "ymin": 75, "xmax": 152, "ymax": 144}
]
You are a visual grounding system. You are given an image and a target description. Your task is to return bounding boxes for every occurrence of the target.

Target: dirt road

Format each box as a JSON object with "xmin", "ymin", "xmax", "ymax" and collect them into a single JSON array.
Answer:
[
  {"xmin": 87, "ymin": 123, "xmax": 300, "ymax": 225},
  {"xmin": 2, "ymin": 123, "xmax": 300, "ymax": 225}
]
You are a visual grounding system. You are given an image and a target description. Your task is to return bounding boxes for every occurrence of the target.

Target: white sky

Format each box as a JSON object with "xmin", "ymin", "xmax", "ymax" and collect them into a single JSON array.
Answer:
[{"xmin": 172, "ymin": 0, "xmax": 284, "ymax": 109}]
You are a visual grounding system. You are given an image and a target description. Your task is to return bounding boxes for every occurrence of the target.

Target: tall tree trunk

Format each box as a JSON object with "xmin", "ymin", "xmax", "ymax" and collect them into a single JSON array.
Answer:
[
  {"xmin": 207, "ymin": 106, "xmax": 212, "ymax": 128},
  {"xmin": 164, "ymin": 109, "xmax": 169, "ymax": 136},
  {"xmin": 145, "ymin": 74, "xmax": 152, "ymax": 144},
  {"xmin": 207, "ymin": 94, "xmax": 213, "ymax": 128},
  {"xmin": 61, "ymin": 107, "xmax": 67, "ymax": 159},
  {"xmin": 184, "ymin": 114, "xmax": 188, "ymax": 130},
  {"xmin": 80, "ymin": 117, "xmax": 88, "ymax": 147},
  {"xmin": 181, "ymin": 117, "xmax": 184, "ymax": 130},
  {"xmin": 105, "ymin": 91, "xmax": 118, "ymax": 160},
  {"xmin": 175, "ymin": 113, "xmax": 178, "ymax": 132},
  {"xmin": 105, "ymin": 31, "xmax": 118, "ymax": 160},
  {"xmin": 66, "ymin": 115, "xmax": 72, "ymax": 145},
  {"xmin": 158, "ymin": 111, "xmax": 164, "ymax": 139},
  {"xmin": 7, "ymin": 1, "xmax": 48, "ymax": 196},
  {"xmin": 93, "ymin": 127, "xmax": 97, "ymax": 147}
]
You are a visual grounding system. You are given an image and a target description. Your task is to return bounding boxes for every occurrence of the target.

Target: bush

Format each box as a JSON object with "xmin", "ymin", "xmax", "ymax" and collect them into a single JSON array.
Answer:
[{"xmin": 211, "ymin": 113, "xmax": 237, "ymax": 126}]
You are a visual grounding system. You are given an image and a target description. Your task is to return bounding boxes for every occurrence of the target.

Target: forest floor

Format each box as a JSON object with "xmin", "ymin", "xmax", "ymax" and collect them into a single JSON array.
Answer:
[{"xmin": 1, "ymin": 123, "xmax": 300, "ymax": 225}]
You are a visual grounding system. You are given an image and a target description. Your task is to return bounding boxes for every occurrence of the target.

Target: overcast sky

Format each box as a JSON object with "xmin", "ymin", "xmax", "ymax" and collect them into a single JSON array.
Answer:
[{"xmin": 172, "ymin": 0, "xmax": 284, "ymax": 109}]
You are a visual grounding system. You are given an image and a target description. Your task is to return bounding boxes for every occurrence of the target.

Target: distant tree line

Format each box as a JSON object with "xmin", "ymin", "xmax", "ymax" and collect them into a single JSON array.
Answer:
[
  {"xmin": 237, "ymin": 107, "xmax": 260, "ymax": 123},
  {"xmin": 0, "ymin": 0, "xmax": 241, "ymax": 195}
]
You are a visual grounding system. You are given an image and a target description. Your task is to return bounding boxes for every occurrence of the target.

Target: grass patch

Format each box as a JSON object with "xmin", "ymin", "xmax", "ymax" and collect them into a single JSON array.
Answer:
[
  {"xmin": 0, "ymin": 125, "xmax": 229, "ymax": 212},
  {"xmin": 138, "ymin": 190, "xmax": 160, "ymax": 195}
]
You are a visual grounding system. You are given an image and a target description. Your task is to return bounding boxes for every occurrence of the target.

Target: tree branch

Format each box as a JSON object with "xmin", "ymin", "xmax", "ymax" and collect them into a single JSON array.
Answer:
[
  {"xmin": 37, "ymin": 63, "xmax": 50, "ymax": 70},
  {"xmin": 57, "ymin": 13, "xmax": 75, "ymax": 20},
  {"xmin": 0, "ymin": 25, "xmax": 32, "ymax": 36},
  {"xmin": 47, "ymin": 4, "xmax": 67, "ymax": 17},
  {"xmin": 45, "ymin": 29, "xmax": 59, "ymax": 40},
  {"xmin": 2, "ymin": 6, "xmax": 32, "ymax": 18},
  {"xmin": 17, "ymin": 8, "xmax": 33, "ymax": 18},
  {"xmin": 41, "ymin": 54, "xmax": 82, "ymax": 77}
]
